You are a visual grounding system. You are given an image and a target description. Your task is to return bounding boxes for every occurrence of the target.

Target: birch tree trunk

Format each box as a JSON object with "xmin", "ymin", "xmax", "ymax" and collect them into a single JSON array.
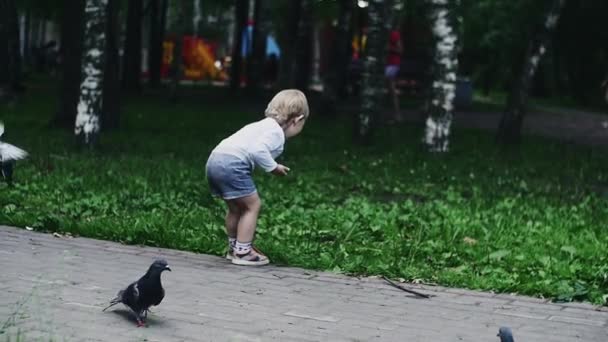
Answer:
[
  {"xmin": 193, "ymin": 0, "xmax": 202, "ymax": 35},
  {"xmin": 423, "ymin": 0, "xmax": 460, "ymax": 152},
  {"xmin": 356, "ymin": 0, "xmax": 391, "ymax": 144},
  {"xmin": 496, "ymin": 0, "xmax": 566, "ymax": 145},
  {"xmin": 74, "ymin": 0, "xmax": 107, "ymax": 146}
]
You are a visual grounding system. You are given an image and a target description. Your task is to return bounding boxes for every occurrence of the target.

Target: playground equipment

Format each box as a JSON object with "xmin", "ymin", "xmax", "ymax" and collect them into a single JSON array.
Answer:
[{"xmin": 161, "ymin": 36, "xmax": 227, "ymax": 81}]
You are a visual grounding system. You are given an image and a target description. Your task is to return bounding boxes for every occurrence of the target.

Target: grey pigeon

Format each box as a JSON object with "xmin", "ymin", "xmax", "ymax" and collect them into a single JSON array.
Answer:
[
  {"xmin": 0, "ymin": 122, "xmax": 28, "ymax": 186},
  {"xmin": 103, "ymin": 259, "xmax": 171, "ymax": 326},
  {"xmin": 498, "ymin": 326, "xmax": 514, "ymax": 342}
]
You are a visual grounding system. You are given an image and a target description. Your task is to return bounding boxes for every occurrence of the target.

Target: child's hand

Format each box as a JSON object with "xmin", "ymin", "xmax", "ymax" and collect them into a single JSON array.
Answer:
[{"xmin": 272, "ymin": 164, "xmax": 290, "ymax": 176}]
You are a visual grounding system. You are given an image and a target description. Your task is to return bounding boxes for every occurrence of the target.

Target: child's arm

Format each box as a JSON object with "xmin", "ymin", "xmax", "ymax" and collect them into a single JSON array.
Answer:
[
  {"xmin": 271, "ymin": 164, "xmax": 290, "ymax": 176},
  {"xmin": 251, "ymin": 130, "xmax": 284, "ymax": 173}
]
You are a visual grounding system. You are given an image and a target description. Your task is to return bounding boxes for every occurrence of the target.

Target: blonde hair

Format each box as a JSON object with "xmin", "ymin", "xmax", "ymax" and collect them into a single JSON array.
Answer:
[{"xmin": 264, "ymin": 89, "xmax": 309, "ymax": 125}]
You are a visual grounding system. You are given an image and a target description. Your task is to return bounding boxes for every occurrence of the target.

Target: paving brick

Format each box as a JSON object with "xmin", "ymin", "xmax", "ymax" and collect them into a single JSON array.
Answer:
[{"xmin": 1, "ymin": 225, "xmax": 607, "ymax": 342}]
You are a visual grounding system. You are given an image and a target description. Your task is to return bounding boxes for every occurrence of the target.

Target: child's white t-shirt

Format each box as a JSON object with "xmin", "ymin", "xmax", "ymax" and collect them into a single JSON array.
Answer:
[{"xmin": 212, "ymin": 117, "xmax": 285, "ymax": 172}]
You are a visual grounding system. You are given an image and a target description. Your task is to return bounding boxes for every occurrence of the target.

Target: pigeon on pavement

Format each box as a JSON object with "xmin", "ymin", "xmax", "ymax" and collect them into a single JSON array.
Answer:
[
  {"xmin": 103, "ymin": 259, "xmax": 171, "ymax": 327},
  {"xmin": 497, "ymin": 326, "xmax": 515, "ymax": 342},
  {"xmin": 0, "ymin": 122, "xmax": 28, "ymax": 186}
]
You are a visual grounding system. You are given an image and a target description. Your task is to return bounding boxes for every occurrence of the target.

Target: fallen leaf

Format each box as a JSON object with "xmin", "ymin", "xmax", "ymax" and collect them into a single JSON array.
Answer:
[{"xmin": 463, "ymin": 237, "xmax": 478, "ymax": 245}]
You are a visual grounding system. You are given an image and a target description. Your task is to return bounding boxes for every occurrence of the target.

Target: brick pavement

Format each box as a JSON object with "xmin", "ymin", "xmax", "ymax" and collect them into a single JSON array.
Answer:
[{"xmin": 0, "ymin": 226, "xmax": 606, "ymax": 342}]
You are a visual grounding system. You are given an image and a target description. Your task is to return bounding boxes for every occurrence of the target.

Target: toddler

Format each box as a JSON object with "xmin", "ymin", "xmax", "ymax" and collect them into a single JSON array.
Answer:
[{"xmin": 206, "ymin": 89, "xmax": 309, "ymax": 266}]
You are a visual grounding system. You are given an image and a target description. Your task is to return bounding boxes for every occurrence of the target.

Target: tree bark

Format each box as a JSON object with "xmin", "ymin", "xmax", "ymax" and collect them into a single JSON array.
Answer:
[
  {"xmin": 159, "ymin": 0, "xmax": 168, "ymax": 60},
  {"xmin": 295, "ymin": 0, "xmax": 313, "ymax": 92},
  {"xmin": 54, "ymin": 0, "xmax": 86, "ymax": 128},
  {"xmin": 74, "ymin": 0, "xmax": 107, "ymax": 146},
  {"xmin": 23, "ymin": 9, "xmax": 31, "ymax": 66},
  {"xmin": 148, "ymin": 0, "xmax": 163, "ymax": 87},
  {"xmin": 321, "ymin": 0, "xmax": 354, "ymax": 115},
  {"xmin": 0, "ymin": 0, "xmax": 22, "ymax": 100},
  {"xmin": 496, "ymin": 0, "xmax": 567, "ymax": 145},
  {"xmin": 169, "ymin": 1, "xmax": 186, "ymax": 103},
  {"xmin": 102, "ymin": 0, "xmax": 120, "ymax": 131},
  {"xmin": 423, "ymin": 0, "xmax": 460, "ymax": 152},
  {"xmin": 355, "ymin": 0, "xmax": 391, "ymax": 144},
  {"xmin": 278, "ymin": 0, "xmax": 302, "ymax": 89},
  {"xmin": 193, "ymin": 0, "xmax": 201, "ymax": 35},
  {"xmin": 122, "ymin": 0, "xmax": 143, "ymax": 92},
  {"xmin": 230, "ymin": 0, "xmax": 248, "ymax": 90},
  {"xmin": 247, "ymin": 0, "xmax": 268, "ymax": 91}
]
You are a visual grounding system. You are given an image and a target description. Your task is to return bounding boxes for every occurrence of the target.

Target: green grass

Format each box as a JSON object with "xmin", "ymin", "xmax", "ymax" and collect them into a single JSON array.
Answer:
[{"xmin": 1, "ymin": 85, "xmax": 608, "ymax": 305}]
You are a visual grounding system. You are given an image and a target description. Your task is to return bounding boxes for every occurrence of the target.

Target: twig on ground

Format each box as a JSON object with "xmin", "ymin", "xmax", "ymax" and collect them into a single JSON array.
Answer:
[{"xmin": 382, "ymin": 276, "xmax": 433, "ymax": 299}]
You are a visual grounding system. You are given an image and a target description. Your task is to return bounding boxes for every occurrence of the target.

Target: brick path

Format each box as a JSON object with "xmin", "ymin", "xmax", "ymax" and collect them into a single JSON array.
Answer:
[
  {"xmin": 390, "ymin": 106, "xmax": 608, "ymax": 147},
  {"xmin": 1, "ymin": 226, "xmax": 606, "ymax": 342}
]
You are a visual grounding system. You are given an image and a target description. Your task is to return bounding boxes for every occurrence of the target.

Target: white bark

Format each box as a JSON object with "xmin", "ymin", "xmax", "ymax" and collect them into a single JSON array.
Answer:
[
  {"xmin": 357, "ymin": 0, "xmax": 391, "ymax": 142},
  {"xmin": 74, "ymin": 0, "xmax": 107, "ymax": 145},
  {"xmin": 423, "ymin": 0, "xmax": 459, "ymax": 152},
  {"xmin": 193, "ymin": 0, "xmax": 201, "ymax": 35}
]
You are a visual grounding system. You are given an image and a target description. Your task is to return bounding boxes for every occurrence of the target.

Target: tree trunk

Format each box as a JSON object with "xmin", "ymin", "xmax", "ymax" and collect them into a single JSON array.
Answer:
[
  {"xmin": 295, "ymin": 0, "xmax": 313, "ymax": 92},
  {"xmin": 169, "ymin": 35, "xmax": 182, "ymax": 103},
  {"xmin": 102, "ymin": 0, "xmax": 120, "ymax": 131},
  {"xmin": 148, "ymin": 0, "xmax": 163, "ymax": 87},
  {"xmin": 247, "ymin": 0, "xmax": 268, "ymax": 91},
  {"xmin": 193, "ymin": 0, "xmax": 202, "ymax": 35},
  {"xmin": 496, "ymin": 0, "xmax": 567, "ymax": 145},
  {"xmin": 320, "ymin": 0, "xmax": 354, "ymax": 115},
  {"xmin": 23, "ymin": 10, "xmax": 31, "ymax": 66},
  {"xmin": 278, "ymin": 0, "xmax": 302, "ymax": 89},
  {"xmin": 230, "ymin": 0, "xmax": 248, "ymax": 90},
  {"xmin": 355, "ymin": 0, "xmax": 391, "ymax": 144},
  {"xmin": 423, "ymin": 0, "xmax": 460, "ymax": 152},
  {"xmin": 54, "ymin": 0, "xmax": 86, "ymax": 128},
  {"xmin": 74, "ymin": 0, "xmax": 107, "ymax": 146},
  {"xmin": 122, "ymin": 0, "xmax": 143, "ymax": 92},
  {"xmin": 169, "ymin": 1, "xmax": 186, "ymax": 103},
  {"xmin": 0, "ymin": 0, "xmax": 22, "ymax": 101},
  {"xmin": 159, "ymin": 0, "xmax": 168, "ymax": 60}
]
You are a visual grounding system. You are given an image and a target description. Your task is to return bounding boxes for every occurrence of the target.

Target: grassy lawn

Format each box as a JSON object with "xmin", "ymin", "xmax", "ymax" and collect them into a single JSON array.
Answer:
[{"xmin": 1, "ymin": 85, "xmax": 607, "ymax": 304}]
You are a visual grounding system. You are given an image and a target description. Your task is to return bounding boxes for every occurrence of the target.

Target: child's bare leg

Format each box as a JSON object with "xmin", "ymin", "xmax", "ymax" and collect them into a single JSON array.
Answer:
[
  {"xmin": 233, "ymin": 193, "xmax": 261, "ymax": 244},
  {"xmin": 229, "ymin": 192, "xmax": 269, "ymax": 265},
  {"xmin": 224, "ymin": 200, "xmax": 240, "ymax": 254},
  {"xmin": 225, "ymin": 200, "xmax": 240, "ymax": 239}
]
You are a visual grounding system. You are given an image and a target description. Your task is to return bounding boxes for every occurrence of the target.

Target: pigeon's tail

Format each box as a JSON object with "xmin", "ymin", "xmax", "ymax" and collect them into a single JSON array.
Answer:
[
  {"xmin": 102, "ymin": 290, "xmax": 124, "ymax": 312},
  {"xmin": 0, "ymin": 143, "xmax": 28, "ymax": 161}
]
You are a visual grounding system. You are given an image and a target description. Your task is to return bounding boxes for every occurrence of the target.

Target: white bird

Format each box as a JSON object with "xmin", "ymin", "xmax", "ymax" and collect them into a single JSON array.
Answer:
[{"xmin": 0, "ymin": 122, "xmax": 28, "ymax": 185}]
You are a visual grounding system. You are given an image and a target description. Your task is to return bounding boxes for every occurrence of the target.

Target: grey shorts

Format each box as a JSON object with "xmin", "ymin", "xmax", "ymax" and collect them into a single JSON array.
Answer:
[{"xmin": 206, "ymin": 152, "xmax": 256, "ymax": 200}]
